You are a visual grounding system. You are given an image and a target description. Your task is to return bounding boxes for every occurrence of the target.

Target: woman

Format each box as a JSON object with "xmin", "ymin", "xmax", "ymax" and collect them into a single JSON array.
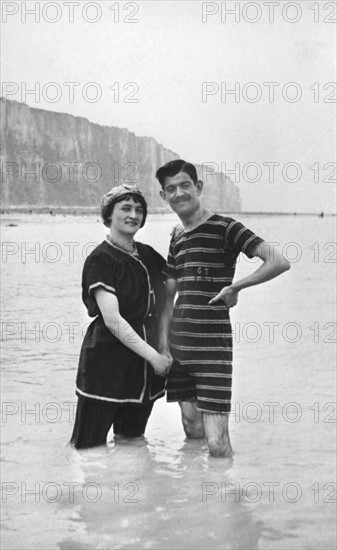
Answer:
[{"xmin": 70, "ymin": 184, "xmax": 170, "ymax": 449}]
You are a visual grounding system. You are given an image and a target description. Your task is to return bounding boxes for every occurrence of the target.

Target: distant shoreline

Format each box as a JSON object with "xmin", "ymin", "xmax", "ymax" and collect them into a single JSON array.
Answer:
[{"xmin": 0, "ymin": 206, "xmax": 334, "ymax": 217}]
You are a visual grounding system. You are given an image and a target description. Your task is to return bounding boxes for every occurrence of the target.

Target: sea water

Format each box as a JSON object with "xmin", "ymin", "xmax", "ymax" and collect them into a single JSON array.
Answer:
[{"xmin": 1, "ymin": 213, "xmax": 336, "ymax": 549}]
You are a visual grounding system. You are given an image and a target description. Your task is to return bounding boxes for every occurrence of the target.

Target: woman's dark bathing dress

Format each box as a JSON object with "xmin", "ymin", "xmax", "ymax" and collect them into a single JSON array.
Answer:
[{"xmin": 70, "ymin": 238, "xmax": 166, "ymax": 448}]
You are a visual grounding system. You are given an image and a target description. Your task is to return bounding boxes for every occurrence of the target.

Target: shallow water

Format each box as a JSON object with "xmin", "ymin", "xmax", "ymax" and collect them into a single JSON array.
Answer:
[{"xmin": 1, "ymin": 213, "xmax": 336, "ymax": 549}]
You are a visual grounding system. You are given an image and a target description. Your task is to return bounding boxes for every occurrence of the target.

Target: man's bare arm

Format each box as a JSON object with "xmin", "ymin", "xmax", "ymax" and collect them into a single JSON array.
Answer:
[
  {"xmin": 209, "ymin": 241, "xmax": 290, "ymax": 307},
  {"xmin": 158, "ymin": 277, "xmax": 177, "ymax": 356}
]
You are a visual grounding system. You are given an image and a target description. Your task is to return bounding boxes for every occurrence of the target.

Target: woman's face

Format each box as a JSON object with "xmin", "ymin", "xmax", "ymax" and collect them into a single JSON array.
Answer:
[{"xmin": 110, "ymin": 197, "xmax": 144, "ymax": 237}]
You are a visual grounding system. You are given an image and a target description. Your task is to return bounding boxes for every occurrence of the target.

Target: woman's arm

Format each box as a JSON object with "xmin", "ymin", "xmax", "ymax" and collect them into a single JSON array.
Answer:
[{"xmin": 95, "ymin": 287, "xmax": 170, "ymax": 376}]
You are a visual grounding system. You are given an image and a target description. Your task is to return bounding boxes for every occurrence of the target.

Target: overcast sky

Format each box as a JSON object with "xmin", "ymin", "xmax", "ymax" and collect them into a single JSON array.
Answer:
[{"xmin": 1, "ymin": 0, "xmax": 336, "ymax": 212}]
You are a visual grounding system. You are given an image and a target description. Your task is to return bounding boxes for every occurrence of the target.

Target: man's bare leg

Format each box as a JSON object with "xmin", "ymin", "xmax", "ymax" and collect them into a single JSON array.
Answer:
[
  {"xmin": 202, "ymin": 412, "xmax": 233, "ymax": 457},
  {"xmin": 179, "ymin": 401, "xmax": 205, "ymax": 438}
]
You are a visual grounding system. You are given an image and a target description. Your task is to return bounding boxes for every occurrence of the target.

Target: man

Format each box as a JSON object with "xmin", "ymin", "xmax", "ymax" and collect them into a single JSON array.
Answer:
[{"xmin": 156, "ymin": 160, "xmax": 290, "ymax": 457}]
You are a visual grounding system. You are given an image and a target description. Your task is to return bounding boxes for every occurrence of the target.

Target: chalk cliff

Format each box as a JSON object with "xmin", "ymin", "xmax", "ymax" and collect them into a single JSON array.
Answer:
[{"xmin": 0, "ymin": 99, "xmax": 241, "ymax": 212}]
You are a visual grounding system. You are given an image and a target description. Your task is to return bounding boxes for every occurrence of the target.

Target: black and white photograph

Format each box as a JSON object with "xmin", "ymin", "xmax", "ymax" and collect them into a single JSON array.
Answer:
[{"xmin": 1, "ymin": 1, "xmax": 336, "ymax": 548}]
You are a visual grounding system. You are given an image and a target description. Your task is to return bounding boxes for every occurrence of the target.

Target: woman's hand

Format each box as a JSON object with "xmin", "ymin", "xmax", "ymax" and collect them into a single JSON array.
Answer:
[{"xmin": 150, "ymin": 351, "xmax": 171, "ymax": 377}]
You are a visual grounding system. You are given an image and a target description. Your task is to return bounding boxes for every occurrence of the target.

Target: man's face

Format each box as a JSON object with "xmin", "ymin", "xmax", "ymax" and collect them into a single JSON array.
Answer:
[{"xmin": 160, "ymin": 171, "xmax": 202, "ymax": 217}]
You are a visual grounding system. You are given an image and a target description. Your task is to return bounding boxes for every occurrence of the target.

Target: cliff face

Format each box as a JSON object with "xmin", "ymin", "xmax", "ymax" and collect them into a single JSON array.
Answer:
[{"xmin": 0, "ymin": 99, "xmax": 241, "ymax": 211}]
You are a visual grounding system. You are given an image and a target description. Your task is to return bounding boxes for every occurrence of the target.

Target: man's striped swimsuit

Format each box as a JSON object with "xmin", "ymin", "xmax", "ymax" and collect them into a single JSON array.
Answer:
[{"xmin": 163, "ymin": 214, "xmax": 264, "ymax": 413}]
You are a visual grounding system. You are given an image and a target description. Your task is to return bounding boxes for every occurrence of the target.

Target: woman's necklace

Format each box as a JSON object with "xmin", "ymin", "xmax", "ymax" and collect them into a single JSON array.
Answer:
[{"xmin": 107, "ymin": 235, "xmax": 138, "ymax": 256}]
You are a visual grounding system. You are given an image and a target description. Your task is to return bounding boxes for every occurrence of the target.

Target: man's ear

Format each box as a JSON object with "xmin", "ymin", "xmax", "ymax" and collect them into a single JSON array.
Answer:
[
  {"xmin": 196, "ymin": 180, "xmax": 203, "ymax": 195},
  {"xmin": 159, "ymin": 189, "xmax": 167, "ymax": 202}
]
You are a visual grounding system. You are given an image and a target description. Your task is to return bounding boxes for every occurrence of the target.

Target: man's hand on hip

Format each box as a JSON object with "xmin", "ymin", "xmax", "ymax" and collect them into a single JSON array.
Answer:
[{"xmin": 208, "ymin": 286, "xmax": 238, "ymax": 308}]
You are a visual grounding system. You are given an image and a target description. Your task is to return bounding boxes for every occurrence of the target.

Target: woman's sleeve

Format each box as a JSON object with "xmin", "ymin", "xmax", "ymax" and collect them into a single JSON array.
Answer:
[
  {"xmin": 150, "ymin": 248, "xmax": 166, "ymax": 274},
  {"xmin": 162, "ymin": 238, "xmax": 176, "ymax": 279},
  {"xmin": 162, "ymin": 225, "xmax": 180, "ymax": 279},
  {"xmin": 82, "ymin": 254, "xmax": 117, "ymax": 317},
  {"xmin": 224, "ymin": 218, "xmax": 264, "ymax": 258}
]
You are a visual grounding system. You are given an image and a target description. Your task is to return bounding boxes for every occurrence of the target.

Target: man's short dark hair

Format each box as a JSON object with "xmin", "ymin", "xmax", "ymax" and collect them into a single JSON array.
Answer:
[
  {"xmin": 155, "ymin": 160, "xmax": 198, "ymax": 190},
  {"xmin": 101, "ymin": 192, "xmax": 147, "ymax": 228}
]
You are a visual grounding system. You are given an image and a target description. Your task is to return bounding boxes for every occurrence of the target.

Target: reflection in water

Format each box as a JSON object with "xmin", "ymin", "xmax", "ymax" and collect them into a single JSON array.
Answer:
[{"xmin": 57, "ymin": 435, "xmax": 263, "ymax": 550}]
